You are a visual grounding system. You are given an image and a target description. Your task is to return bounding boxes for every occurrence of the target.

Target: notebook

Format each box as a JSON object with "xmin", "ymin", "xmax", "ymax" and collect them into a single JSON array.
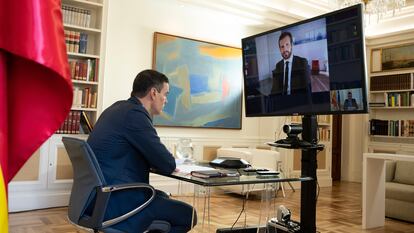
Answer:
[{"xmin": 190, "ymin": 169, "xmax": 239, "ymax": 178}]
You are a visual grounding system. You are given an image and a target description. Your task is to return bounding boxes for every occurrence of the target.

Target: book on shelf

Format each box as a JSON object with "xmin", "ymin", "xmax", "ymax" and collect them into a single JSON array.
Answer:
[
  {"xmin": 291, "ymin": 116, "xmax": 301, "ymax": 122},
  {"xmin": 318, "ymin": 128, "xmax": 330, "ymax": 141},
  {"xmin": 384, "ymin": 92, "xmax": 412, "ymax": 107},
  {"xmin": 64, "ymin": 30, "xmax": 88, "ymax": 54},
  {"xmin": 56, "ymin": 110, "xmax": 94, "ymax": 135},
  {"xmin": 79, "ymin": 111, "xmax": 93, "ymax": 134},
  {"xmin": 74, "ymin": 31, "xmax": 80, "ymax": 53},
  {"xmin": 69, "ymin": 58, "xmax": 98, "ymax": 81},
  {"xmin": 90, "ymin": 58, "xmax": 99, "ymax": 82},
  {"xmin": 370, "ymin": 119, "xmax": 390, "ymax": 136},
  {"xmin": 79, "ymin": 32, "xmax": 88, "ymax": 54},
  {"xmin": 370, "ymin": 73, "xmax": 412, "ymax": 91},
  {"xmin": 370, "ymin": 119, "xmax": 414, "ymax": 137},
  {"xmin": 56, "ymin": 110, "xmax": 81, "ymax": 134},
  {"xmin": 317, "ymin": 115, "xmax": 330, "ymax": 124},
  {"xmin": 290, "ymin": 115, "xmax": 331, "ymax": 125},
  {"xmin": 190, "ymin": 169, "xmax": 239, "ymax": 178},
  {"xmin": 62, "ymin": 5, "xmax": 91, "ymax": 28},
  {"xmin": 64, "ymin": 30, "xmax": 70, "ymax": 51},
  {"xmin": 64, "ymin": 30, "xmax": 78, "ymax": 53},
  {"xmin": 412, "ymin": 93, "xmax": 414, "ymax": 107},
  {"xmin": 72, "ymin": 86, "xmax": 97, "ymax": 108}
]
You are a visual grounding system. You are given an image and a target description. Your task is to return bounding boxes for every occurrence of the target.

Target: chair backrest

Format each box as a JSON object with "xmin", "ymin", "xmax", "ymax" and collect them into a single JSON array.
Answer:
[{"xmin": 62, "ymin": 137, "xmax": 108, "ymax": 228}]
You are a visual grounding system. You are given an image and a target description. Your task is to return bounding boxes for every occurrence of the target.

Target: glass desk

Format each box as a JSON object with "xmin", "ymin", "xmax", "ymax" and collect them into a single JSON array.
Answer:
[{"xmin": 153, "ymin": 164, "xmax": 312, "ymax": 232}]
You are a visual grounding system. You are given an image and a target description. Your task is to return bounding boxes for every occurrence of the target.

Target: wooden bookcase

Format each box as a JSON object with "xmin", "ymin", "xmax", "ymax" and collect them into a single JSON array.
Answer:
[
  {"xmin": 368, "ymin": 43, "xmax": 414, "ymax": 154},
  {"xmin": 58, "ymin": 0, "xmax": 106, "ymax": 134}
]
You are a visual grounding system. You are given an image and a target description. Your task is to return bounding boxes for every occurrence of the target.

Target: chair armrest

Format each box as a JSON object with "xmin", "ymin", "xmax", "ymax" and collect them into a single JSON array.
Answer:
[
  {"xmin": 101, "ymin": 183, "xmax": 155, "ymax": 193},
  {"xmin": 100, "ymin": 183, "xmax": 156, "ymax": 228}
]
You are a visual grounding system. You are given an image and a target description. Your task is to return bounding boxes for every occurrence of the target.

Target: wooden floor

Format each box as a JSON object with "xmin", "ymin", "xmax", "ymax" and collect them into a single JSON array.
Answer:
[{"xmin": 8, "ymin": 181, "xmax": 414, "ymax": 233}]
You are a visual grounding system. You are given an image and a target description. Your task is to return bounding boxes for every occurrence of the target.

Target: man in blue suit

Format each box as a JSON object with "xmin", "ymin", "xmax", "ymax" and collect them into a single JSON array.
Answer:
[
  {"xmin": 271, "ymin": 31, "xmax": 310, "ymax": 96},
  {"xmin": 87, "ymin": 69, "xmax": 196, "ymax": 233},
  {"xmin": 268, "ymin": 31, "xmax": 311, "ymax": 113}
]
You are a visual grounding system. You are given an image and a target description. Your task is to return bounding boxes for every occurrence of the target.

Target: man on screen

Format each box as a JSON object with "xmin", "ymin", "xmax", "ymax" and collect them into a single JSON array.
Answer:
[
  {"xmin": 271, "ymin": 31, "xmax": 310, "ymax": 96},
  {"xmin": 343, "ymin": 91, "xmax": 359, "ymax": 110}
]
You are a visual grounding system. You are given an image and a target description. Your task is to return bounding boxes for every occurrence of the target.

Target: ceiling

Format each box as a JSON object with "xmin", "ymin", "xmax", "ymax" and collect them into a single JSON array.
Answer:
[{"xmin": 178, "ymin": 0, "xmax": 414, "ymax": 38}]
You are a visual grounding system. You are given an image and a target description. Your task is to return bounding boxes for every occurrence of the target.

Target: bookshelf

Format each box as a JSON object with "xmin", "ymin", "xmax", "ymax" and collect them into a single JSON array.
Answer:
[
  {"xmin": 59, "ymin": 0, "xmax": 106, "ymax": 134},
  {"xmin": 291, "ymin": 115, "xmax": 332, "ymax": 143},
  {"xmin": 369, "ymin": 72, "xmax": 414, "ymax": 142},
  {"xmin": 367, "ymin": 37, "xmax": 414, "ymax": 155}
]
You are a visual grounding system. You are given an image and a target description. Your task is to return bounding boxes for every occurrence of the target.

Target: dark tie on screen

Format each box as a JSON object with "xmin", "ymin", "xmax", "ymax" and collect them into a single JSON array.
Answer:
[{"xmin": 284, "ymin": 61, "xmax": 289, "ymax": 95}]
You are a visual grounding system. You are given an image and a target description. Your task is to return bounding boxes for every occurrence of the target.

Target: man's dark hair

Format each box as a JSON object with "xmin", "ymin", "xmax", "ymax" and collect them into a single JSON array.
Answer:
[
  {"xmin": 131, "ymin": 69, "xmax": 169, "ymax": 98},
  {"xmin": 279, "ymin": 31, "xmax": 293, "ymax": 45}
]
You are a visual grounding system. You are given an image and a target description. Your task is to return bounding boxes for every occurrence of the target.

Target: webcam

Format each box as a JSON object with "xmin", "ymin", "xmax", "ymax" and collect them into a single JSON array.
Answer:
[
  {"xmin": 274, "ymin": 123, "xmax": 312, "ymax": 147},
  {"xmin": 283, "ymin": 124, "xmax": 303, "ymax": 138}
]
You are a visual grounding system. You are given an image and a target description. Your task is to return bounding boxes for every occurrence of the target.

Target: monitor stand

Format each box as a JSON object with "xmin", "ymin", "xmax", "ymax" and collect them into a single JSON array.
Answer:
[
  {"xmin": 275, "ymin": 137, "xmax": 312, "ymax": 148},
  {"xmin": 300, "ymin": 115, "xmax": 318, "ymax": 233},
  {"xmin": 267, "ymin": 115, "xmax": 320, "ymax": 233}
]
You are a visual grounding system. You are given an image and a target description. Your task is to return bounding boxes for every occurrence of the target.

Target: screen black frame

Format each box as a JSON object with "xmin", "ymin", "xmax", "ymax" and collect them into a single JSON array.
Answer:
[{"xmin": 241, "ymin": 4, "xmax": 369, "ymax": 117}]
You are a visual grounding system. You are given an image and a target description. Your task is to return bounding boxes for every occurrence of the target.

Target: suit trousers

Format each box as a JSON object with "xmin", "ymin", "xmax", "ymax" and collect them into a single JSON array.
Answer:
[{"xmin": 110, "ymin": 189, "xmax": 197, "ymax": 233}]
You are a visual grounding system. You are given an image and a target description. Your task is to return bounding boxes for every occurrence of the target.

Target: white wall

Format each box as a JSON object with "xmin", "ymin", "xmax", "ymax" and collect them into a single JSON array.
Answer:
[
  {"xmin": 102, "ymin": 0, "xmax": 281, "ymax": 140},
  {"xmin": 100, "ymin": 0, "xmax": 335, "ymax": 187},
  {"xmin": 341, "ymin": 114, "xmax": 367, "ymax": 182}
]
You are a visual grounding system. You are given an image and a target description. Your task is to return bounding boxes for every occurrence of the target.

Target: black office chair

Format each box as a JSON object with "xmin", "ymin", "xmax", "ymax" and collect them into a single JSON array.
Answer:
[{"xmin": 62, "ymin": 137, "xmax": 170, "ymax": 233}]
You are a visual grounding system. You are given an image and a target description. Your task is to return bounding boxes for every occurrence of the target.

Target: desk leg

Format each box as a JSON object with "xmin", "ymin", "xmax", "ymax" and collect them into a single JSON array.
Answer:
[
  {"xmin": 207, "ymin": 187, "xmax": 211, "ymax": 232},
  {"xmin": 192, "ymin": 185, "xmax": 211, "ymax": 233},
  {"xmin": 257, "ymin": 183, "xmax": 274, "ymax": 233},
  {"xmin": 362, "ymin": 157, "xmax": 385, "ymax": 229},
  {"xmin": 201, "ymin": 187, "xmax": 211, "ymax": 232}
]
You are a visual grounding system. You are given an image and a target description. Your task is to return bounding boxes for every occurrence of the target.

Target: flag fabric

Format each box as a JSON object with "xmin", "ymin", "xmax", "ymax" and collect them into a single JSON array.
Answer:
[
  {"xmin": 0, "ymin": 166, "xmax": 7, "ymax": 232},
  {"xmin": 0, "ymin": 0, "xmax": 73, "ymax": 230},
  {"xmin": 0, "ymin": 50, "xmax": 8, "ymax": 233}
]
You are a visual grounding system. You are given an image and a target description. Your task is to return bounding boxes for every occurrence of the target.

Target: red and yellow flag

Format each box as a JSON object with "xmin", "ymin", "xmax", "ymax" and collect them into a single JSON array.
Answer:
[
  {"xmin": 0, "ymin": 0, "xmax": 73, "ymax": 230},
  {"xmin": 0, "ymin": 167, "xmax": 7, "ymax": 232},
  {"xmin": 0, "ymin": 50, "xmax": 8, "ymax": 233}
]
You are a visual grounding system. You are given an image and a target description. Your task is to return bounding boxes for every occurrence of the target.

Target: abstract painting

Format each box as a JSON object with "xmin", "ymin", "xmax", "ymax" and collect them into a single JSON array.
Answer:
[{"xmin": 152, "ymin": 32, "xmax": 242, "ymax": 129}]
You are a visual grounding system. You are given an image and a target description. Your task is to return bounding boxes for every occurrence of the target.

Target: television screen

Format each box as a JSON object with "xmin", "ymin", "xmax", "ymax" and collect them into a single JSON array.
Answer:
[{"xmin": 242, "ymin": 4, "xmax": 368, "ymax": 117}]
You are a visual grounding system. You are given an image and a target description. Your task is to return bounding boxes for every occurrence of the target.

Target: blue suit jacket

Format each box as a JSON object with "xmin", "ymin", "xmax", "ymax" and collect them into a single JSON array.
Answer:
[
  {"xmin": 268, "ymin": 55, "xmax": 312, "ymax": 113},
  {"xmin": 271, "ymin": 55, "xmax": 310, "ymax": 95},
  {"xmin": 87, "ymin": 97, "xmax": 176, "ymax": 224}
]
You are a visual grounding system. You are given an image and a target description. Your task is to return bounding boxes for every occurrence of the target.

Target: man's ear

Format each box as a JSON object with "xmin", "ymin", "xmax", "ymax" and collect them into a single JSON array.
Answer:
[{"xmin": 150, "ymin": 87, "xmax": 157, "ymax": 100}]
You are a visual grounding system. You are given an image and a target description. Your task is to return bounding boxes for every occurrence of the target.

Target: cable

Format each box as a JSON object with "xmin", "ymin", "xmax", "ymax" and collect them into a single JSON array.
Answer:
[
  {"xmin": 314, "ymin": 125, "xmax": 325, "ymax": 205},
  {"xmin": 315, "ymin": 179, "xmax": 320, "ymax": 204},
  {"xmin": 230, "ymin": 193, "xmax": 247, "ymax": 229},
  {"xmin": 316, "ymin": 125, "xmax": 320, "ymax": 144}
]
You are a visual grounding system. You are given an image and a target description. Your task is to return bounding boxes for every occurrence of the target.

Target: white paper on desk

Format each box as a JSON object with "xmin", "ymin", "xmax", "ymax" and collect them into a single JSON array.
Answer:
[{"xmin": 176, "ymin": 164, "xmax": 216, "ymax": 174}]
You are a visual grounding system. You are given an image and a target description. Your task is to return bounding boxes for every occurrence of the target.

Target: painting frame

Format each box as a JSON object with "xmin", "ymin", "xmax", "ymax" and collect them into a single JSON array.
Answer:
[
  {"xmin": 370, "ymin": 48, "xmax": 382, "ymax": 73},
  {"xmin": 371, "ymin": 43, "xmax": 414, "ymax": 72},
  {"xmin": 152, "ymin": 32, "xmax": 243, "ymax": 129}
]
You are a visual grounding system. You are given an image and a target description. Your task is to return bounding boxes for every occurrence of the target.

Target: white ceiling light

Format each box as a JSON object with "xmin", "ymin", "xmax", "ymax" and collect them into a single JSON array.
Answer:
[{"xmin": 334, "ymin": 0, "xmax": 406, "ymax": 23}]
